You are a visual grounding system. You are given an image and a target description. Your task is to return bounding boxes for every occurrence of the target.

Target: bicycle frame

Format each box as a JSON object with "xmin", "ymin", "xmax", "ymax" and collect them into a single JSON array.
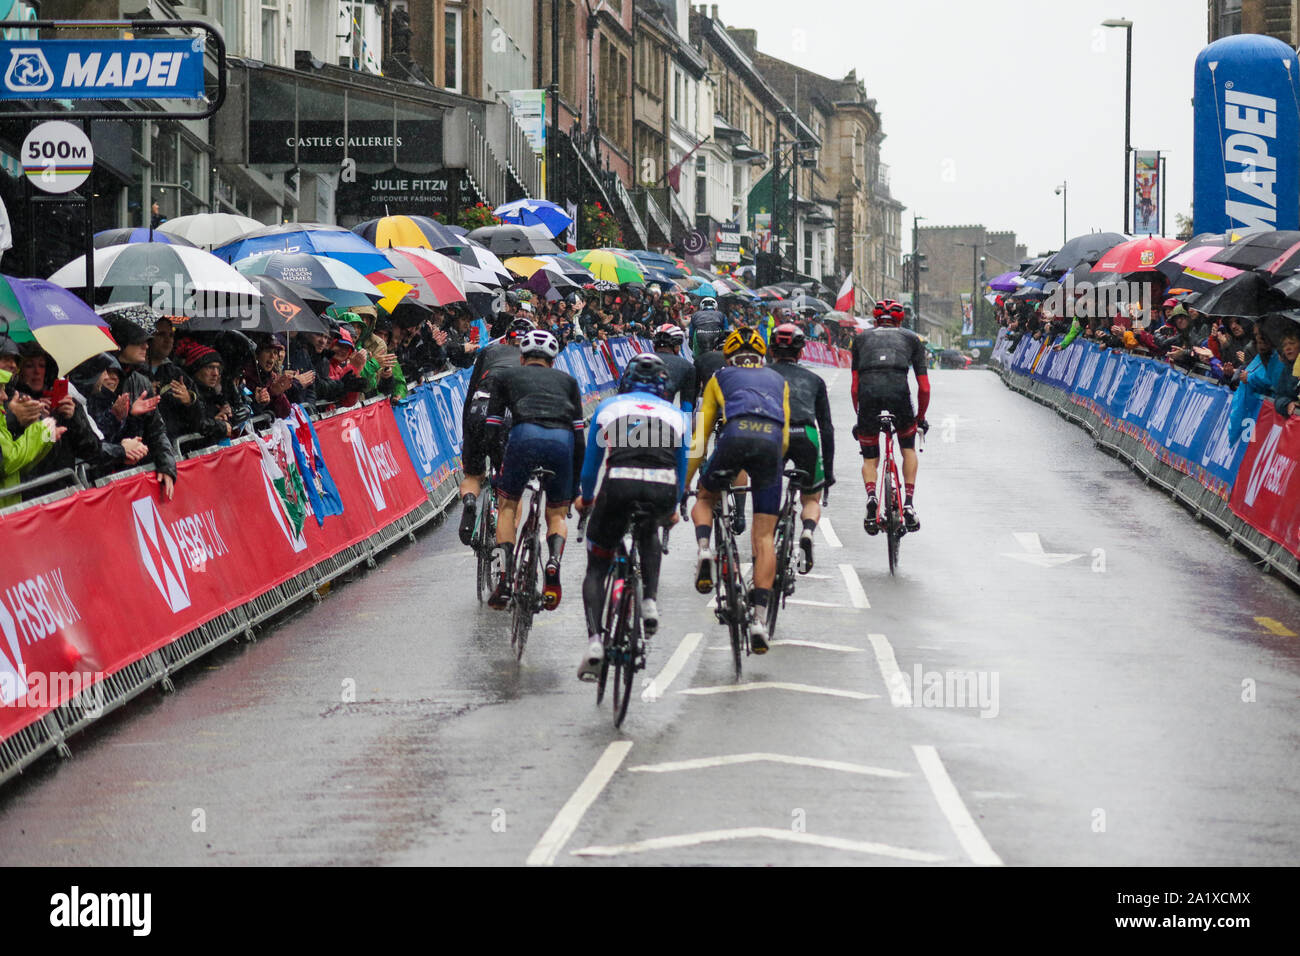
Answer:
[{"xmin": 509, "ymin": 467, "xmax": 553, "ymax": 660}]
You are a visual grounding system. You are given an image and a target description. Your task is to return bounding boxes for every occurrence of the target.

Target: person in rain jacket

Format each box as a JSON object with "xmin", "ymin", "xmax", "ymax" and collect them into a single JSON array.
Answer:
[
  {"xmin": 1229, "ymin": 324, "xmax": 1286, "ymax": 444},
  {"xmin": 0, "ymin": 367, "xmax": 60, "ymax": 506}
]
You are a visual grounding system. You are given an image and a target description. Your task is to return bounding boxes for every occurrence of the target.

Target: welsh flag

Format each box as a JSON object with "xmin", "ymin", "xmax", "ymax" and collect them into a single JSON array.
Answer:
[
  {"xmin": 835, "ymin": 274, "xmax": 855, "ymax": 313},
  {"xmin": 257, "ymin": 421, "xmax": 308, "ymax": 543}
]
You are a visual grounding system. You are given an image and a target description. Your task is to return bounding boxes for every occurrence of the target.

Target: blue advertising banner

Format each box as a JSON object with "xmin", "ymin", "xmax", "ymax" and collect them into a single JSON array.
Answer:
[
  {"xmin": 1192, "ymin": 33, "xmax": 1300, "ymax": 235},
  {"xmin": 1143, "ymin": 369, "xmax": 1188, "ymax": 449},
  {"xmin": 1073, "ymin": 343, "xmax": 1105, "ymax": 396},
  {"xmin": 391, "ymin": 388, "xmax": 455, "ymax": 494},
  {"xmin": 0, "ymin": 38, "xmax": 207, "ymax": 100},
  {"xmin": 1163, "ymin": 378, "xmax": 1225, "ymax": 465}
]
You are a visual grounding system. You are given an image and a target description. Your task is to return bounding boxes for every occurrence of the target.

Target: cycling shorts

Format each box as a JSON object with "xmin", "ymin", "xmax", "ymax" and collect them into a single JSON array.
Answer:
[
  {"xmin": 585, "ymin": 477, "xmax": 678, "ymax": 557},
  {"xmin": 462, "ymin": 391, "xmax": 508, "ymax": 477},
  {"xmin": 700, "ymin": 416, "xmax": 783, "ymax": 516},
  {"xmin": 856, "ymin": 381, "xmax": 915, "ymax": 458},
  {"xmin": 784, "ymin": 425, "xmax": 825, "ymax": 491},
  {"xmin": 497, "ymin": 423, "xmax": 574, "ymax": 504}
]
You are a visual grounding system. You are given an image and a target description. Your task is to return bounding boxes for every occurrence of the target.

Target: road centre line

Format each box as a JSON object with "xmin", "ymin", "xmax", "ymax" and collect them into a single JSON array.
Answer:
[
  {"xmin": 867, "ymin": 633, "xmax": 913, "ymax": 707},
  {"xmin": 839, "ymin": 564, "xmax": 871, "ymax": 608},
  {"xmin": 913, "ymin": 745, "xmax": 1004, "ymax": 866},
  {"xmin": 570, "ymin": 827, "xmax": 945, "ymax": 862},
  {"xmin": 679, "ymin": 682, "xmax": 877, "ymax": 701},
  {"xmin": 818, "ymin": 516, "xmax": 843, "ymax": 548},
  {"xmin": 526, "ymin": 741, "xmax": 633, "ymax": 866},
  {"xmin": 627, "ymin": 752, "xmax": 908, "ymax": 778},
  {"xmin": 641, "ymin": 632, "xmax": 702, "ymax": 701}
]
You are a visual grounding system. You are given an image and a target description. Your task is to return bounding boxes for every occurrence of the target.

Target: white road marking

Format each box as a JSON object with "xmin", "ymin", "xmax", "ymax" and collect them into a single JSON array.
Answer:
[
  {"xmin": 526, "ymin": 741, "xmax": 633, "ymax": 866},
  {"xmin": 798, "ymin": 572, "xmax": 833, "ymax": 580},
  {"xmin": 1002, "ymin": 531, "xmax": 1083, "ymax": 568},
  {"xmin": 641, "ymin": 632, "xmax": 702, "ymax": 702},
  {"xmin": 839, "ymin": 564, "xmax": 871, "ymax": 609},
  {"xmin": 913, "ymin": 745, "xmax": 1003, "ymax": 866},
  {"xmin": 679, "ymin": 682, "xmax": 877, "ymax": 701},
  {"xmin": 769, "ymin": 639, "xmax": 864, "ymax": 653},
  {"xmin": 786, "ymin": 598, "xmax": 849, "ymax": 608},
  {"xmin": 571, "ymin": 827, "xmax": 945, "ymax": 862},
  {"xmin": 867, "ymin": 632, "xmax": 912, "ymax": 707},
  {"xmin": 818, "ymin": 516, "xmax": 842, "ymax": 548},
  {"xmin": 627, "ymin": 752, "xmax": 907, "ymax": 778}
]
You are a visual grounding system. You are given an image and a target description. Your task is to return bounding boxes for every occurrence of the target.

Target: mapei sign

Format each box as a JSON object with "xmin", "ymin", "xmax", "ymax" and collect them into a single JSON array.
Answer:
[{"xmin": 0, "ymin": 38, "xmax": 206, "ymax": 100}]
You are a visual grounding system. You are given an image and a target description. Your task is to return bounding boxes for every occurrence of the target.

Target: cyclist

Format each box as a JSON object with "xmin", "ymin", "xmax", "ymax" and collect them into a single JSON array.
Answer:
[
  {"xmin": 573, "ymin": 354, "xmax": 688, "ymax": 681},
  {"xmin": 851, "ymin": 299, "xmax": 929, "ymax": 534},
  {"xmin": 768, "ymin": 323, "xmax": 835, "ymax": 571},
  {"xmin": 687, "ymin": 327, "xmax": 790, "ymax": 653},
  {"xmin": 688, "ymin": 296, "xmax": 727, "ymax": 356},
  {"xmin": 653, "ymin": 323, "xmax": 696, "ymax": 414},
  {"xmin": 485, "ymin": 329, "xmax": 586, "ymax": 610},
  {"xmin": 457, "ymin": 315, "xmax": 535, "ymax": 545}
]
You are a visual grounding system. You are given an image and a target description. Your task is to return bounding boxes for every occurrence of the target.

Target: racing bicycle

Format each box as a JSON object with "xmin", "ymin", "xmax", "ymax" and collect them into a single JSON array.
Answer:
[
  {"xmin": 702, "ymin": 472, "xmax": 751, "ymax": 678},
  {"xmin": 509, "ymin": 465, "xmax": 553, "ymax": 661},
  {"xmin": 766, "ymin": 467, "xmax": 809, "ymax": 640},
  {"xmin": 867, "ymin": 412, "xmax": 925, "ymax": 575},
  {"xmin": 472, "ymin": 473, "xmax": 498, "ymax": 604}
]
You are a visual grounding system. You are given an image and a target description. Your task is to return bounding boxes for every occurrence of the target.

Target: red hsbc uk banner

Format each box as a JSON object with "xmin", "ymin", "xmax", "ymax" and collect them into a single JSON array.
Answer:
[
  {"xmin": 0, "ymin": 400, "xmax": 427, "ymax": 740},
  {"xmin": 1228, "ymin": 403, "xmax": 1300, "ymax": 560}
]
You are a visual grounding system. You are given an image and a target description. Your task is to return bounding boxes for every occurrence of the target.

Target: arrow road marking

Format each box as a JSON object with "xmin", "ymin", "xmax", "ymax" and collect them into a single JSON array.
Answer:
[
  {"xmin": 839, "ymin": 564, "xmax": 871, "ymax": 608},
  {"xmin": 1001, "ymin": 531, "xmax": 1083, "ymax": 568},
  {"xmin": 627, "ymin": 753, "xmax": 908, "ymax": 778},
  {"xmin": 679, "ymin": 682, "xmax": 877, "ymax": 700},
  {"xmin": 868, "ymin": 633, "xmax": 912, "ymax": 707},
  {"xmin": 571, "ymin": 827, "xmax": 945, "ymax": 862},
  {"xmin": 641, "ymin": 632, "xmax": 702, "ymax": 701},
  {"xmin": 526, "ymin": 741, "xmax": 632, "ymax": 866},
  {"xmin": 1255, "ymin": 616, "xmax": 1297, "ymax": 637},
  {"xmin": 913, "ymin": 745, "xmax": 1003, "ymax": 866},
  {"xmin": 768, "ymin": 639, "xmax": 865, "ymax": 653}
]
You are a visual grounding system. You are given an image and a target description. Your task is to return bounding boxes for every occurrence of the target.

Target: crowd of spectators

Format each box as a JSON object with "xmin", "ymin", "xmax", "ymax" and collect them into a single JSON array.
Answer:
[
  {"xmin": 996, "ymin": 294, "xmax": 1300, "ymax": 424},
  {"xmin": 0, "ymin": 276, "xmax": 855, "ymax": 507}
]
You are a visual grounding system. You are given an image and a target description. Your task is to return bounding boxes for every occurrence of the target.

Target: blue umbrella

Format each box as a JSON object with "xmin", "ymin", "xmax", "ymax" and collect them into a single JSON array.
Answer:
[
  {"xmin": 987, "ymin": 270, "xmax": 1023, "ymax": 292},
  {"xmin": 688, "ymin": 282, "xmax": 718, "ymax": 298},
  {"xmin": 94, "ymin": 228, "xmax": 196, "ymax": 248},
  {"xmin": 212, "ymin": 222, "xmax": 391, "ymax": 277},
  {"xmin": 493, "ymin": 199, "xmax": 573, "ymax": 238}
]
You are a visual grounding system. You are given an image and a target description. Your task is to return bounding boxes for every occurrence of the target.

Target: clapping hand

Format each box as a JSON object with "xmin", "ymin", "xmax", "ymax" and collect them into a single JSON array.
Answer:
[{"xmin": 130, "ymin": 391, "xmax": 160, "ymax": 417}]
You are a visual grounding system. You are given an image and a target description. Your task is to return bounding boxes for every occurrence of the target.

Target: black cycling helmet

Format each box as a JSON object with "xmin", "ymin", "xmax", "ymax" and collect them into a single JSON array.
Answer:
[{"xmin": 619, "ymin": 352, "xmax": 669, "ymax": 396}]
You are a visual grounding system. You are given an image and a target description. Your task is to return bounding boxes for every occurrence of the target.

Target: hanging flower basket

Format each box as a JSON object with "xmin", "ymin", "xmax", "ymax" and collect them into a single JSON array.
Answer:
[
  {"xmin": 581, "ymin": 201, "xmax": 622, "ymax": 248},
  {"xmin": 456, "ymin": 203, "xmax": 503, "ymax": 230}
]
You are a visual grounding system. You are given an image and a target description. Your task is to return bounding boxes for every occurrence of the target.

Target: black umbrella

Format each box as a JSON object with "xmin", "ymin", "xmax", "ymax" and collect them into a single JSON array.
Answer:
[
  {"xmin": 181, "ymin": 275, "xmax": 329, "ymax": 334},
  {"xmin": 95, "ymin": 302, "xmax": 165, "ymax": 336},
  {"xmin": 1038, "ymin": 232, "xmax": 1128, "ymax": 275},
  {"xmin": 1261, "ymin": 310, "xmax": 1300, "ymax": 348},
  {"xmin": 277, "ymin": 278, "xmax": 333, "ymax": 316},
  {"xmin": 1207, "ymin": 230, "xmax": 1300, "ymax": 269},
  {"xmin": 772, "ymin": 295, "xmax": 832, "ymax": 314},
  {"xmin": 93, "ymin": 228, "xmax": 197, "ymax": 249},
  {"xmin": 1190, "ymin": 271, "xmax": 1289, "ymax": 318},
  {"xmin": 465, "ymin": 224, "xmax": 562, "ymax": 256}
]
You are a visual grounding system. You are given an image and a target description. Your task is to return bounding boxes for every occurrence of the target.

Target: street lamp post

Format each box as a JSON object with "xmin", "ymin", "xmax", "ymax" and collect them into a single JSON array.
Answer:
[
  {"xmin": 1054, "ymin": 181, "xmax": 1067, "ymax": 243},
  {"xmin": 1103, "ymin": 18, "xmax": 1133, "ymax": 233},
  {"xmin": 911, "ymin": 214, "xmax": 926, "ymax": 330}
]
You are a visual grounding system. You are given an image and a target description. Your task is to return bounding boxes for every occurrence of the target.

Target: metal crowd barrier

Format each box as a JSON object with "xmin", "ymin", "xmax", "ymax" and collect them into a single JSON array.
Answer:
[{"xmin": 994, "ymin": 363, "xmax": 1300, "ymax": 590}]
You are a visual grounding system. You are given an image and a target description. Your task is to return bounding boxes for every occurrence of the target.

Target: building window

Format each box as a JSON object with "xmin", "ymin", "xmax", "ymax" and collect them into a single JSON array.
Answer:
[
  {"xmin": 260, "ymin": 0, "xmax": 281, "ymax": 65},
  {"xmin": 803, "ymin": 229, "xmax": 813, "ymax": 276},
  {"xmin": 695, "ymin": 155, "xmax": 707, "ymax": 215},
  {"xmin": 1218, "ymin": 0, "xmax": 1242, "ymax": 37},
  {"xmin": 445, "ymin": 5, "xmax": 463, "ymax": 92}
]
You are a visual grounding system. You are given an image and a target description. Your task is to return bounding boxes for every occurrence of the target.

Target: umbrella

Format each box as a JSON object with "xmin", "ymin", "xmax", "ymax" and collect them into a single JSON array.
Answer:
[
  {"xmin": 352, "ymin": 215, "xmax": 466, "ymax": 251},
  {"xmin": 773, "ymin": 295, "xmax": 832, "ymax": 314},
  {"xmin": 492, "ymin": 199, "xmax": 574, "ymax": 238},
  {"xmin": 688, "ymin": 282, "xmax": 718, "ymax": 298},
  {"xmin": 626, "ymin": 250, "xmax": 689, "ymax": 278},
  {"xmin": 1039, "ymin": 232, "xmax": 1129, "ymax": 275},
  {"xmin": 93, "ymin": 228, "xmax": 196, "ymax": 248},
  {"xmin": 987, "ymin": 270, "xmax": 1023, "ymax": 292},
  {"xmin": 437, "ymin": 241, "xmax": 513, "ymax": 287},
  {"xmin": 502, "ymin": 256, "xmax": 551, "ymax": 279},
  {"xmin": 1157, "ymin": 245, "xmax": 1242, "ymax": 293},
  {"xmin": 1208, "ymin": 230, "xmax": 1300, "ymax": 269},
  {"xmin": 233, "ymin": 253, "xmax": 382, "ymax": 309},
  {"xmin": 525, "ymin": 267, "xmax": 580, "ymax": 301},
  {"xmin": 591, "ymin": 279, "xmax": 619, "ymax": 292},
  {"xmin": 534, "ymin": 254, "xmax": 595, "ymax": 283},
  {"xmin": 1267, "ymin": 272, "xmax": 1300, "ymax": 303},
  {"xmin": 572, "ymin": 249, "xmax": 645, "ymax": 284},
  {"xmin": 48, "ymin": 244, "xmax": 260, "ymax": 314},
  {"xmin": 178, "ymin": 275, "xmax": 329, "ymax": 334},
  {"xmin": 95, "ymin": 302, "xmax": 165, "ymax": 336},
  {"xmin": 465, "ymin": 224, "xmax": 562, "ymax": 256},
  {"xmin": 157, "ymin": 213, "xmax": 266, "ymax": 250},
  {"xmin": 1261, "ymin": 310, "xmax": 1300, "ymax": 348},
  {"xmin": 1256, "ymin": 238, "xmax": 1300, "ymax": 278},
  {"xmin": 0, "ymin": 275, "xmax": 118, "ymax": 375},
  {"xmin": 1092, "ymin": 236, "xmax": 1184, "ymax": 275},
  {"xmin": 213, "ymin": 222, "xmax": 392, "ymax": 276},
  {"xmin": 463, "ymin": 281, "xmax": 501, "ymax": 321},
  {"xmin": 377, "ymin": 247, "xmax": 467, "ymax": 307},
  {"xmin": 1191, "ymin": 271, "xmax": 1289, "ymax": 317}
]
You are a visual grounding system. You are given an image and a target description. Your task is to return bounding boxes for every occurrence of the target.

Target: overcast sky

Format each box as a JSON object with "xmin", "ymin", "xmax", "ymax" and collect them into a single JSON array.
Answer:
[{"xmin": 713, "ymin": 0, "xmax": 1209, "ymax": 259}]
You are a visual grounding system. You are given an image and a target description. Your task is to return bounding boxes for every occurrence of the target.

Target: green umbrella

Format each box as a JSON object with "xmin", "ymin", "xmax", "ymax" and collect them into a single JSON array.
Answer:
[{"xmin": 572, "ymin": 249, "xmax": 645, "ymax": 284}]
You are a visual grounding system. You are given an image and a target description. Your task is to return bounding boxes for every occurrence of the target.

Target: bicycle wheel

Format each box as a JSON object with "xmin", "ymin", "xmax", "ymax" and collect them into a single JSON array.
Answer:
[
  {"xmin": 474, "ymin": 493, "xmax": 496, "ymax": 604},
  {"xmin": 611, "ymin": 575, "xmax": 641, "ymax": 728},
  {"xmin": 511, "ymin": 535, "xmax": 536, "ymax": 660},
  {"xmin": 722, "ymin": 533, "xmax": 746, "ymax": 678},
  {"xmin": 881, "ymin": 471, "xmax": 901, "ymax": 575},
  {"xmin": 596, "ymin": 568, "xmax": 618, "ymax": 705}
]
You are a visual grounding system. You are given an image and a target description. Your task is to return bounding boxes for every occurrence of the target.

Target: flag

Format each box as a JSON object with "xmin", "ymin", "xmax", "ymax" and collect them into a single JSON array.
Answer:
[
  {"xmin": 288, "ymin": 404, "xmax": 344, "ymax": 523},
  {"xmin": 835, "ymin": 274, "xmax": 855, "ymax": 313},
  {"xmin": 258, "ymin": 421, "xmax": 308, "ymax": 542},
  {"xmin": 666, "ymin": 136, "xmax": 709, "ymax": 193}
]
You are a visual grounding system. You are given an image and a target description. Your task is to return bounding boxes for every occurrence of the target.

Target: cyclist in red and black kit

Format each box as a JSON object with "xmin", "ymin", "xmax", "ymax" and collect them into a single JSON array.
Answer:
[{"xmin": 850, "ymin": 299, "xmax": 929, "ymax": 533}]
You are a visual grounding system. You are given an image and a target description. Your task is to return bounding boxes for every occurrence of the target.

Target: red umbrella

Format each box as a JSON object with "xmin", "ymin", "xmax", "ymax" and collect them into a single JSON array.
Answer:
[
  {"xmin": 372, "ymin": 247, "xmax": 466, "ymax": 307},
  {"xmin": 1093, "ymin": 236, "xmax": 1185, "ymax": 275}
]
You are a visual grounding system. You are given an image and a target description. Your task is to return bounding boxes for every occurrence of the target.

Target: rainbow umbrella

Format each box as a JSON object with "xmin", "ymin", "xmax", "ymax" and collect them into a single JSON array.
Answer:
[
  {"xmin": 352, "ymin": 215, "xmax": 465, "ymax": 252},
  {"xmin": 0, "ymin": 275, "xmax": 118, "ymax": 375},
  {"xmin": 375, "ymin": 247, "xmax": 467, "ymax": 307},
  {"xmin": 572, "ymin": 249, "xmax": 645, "ymax": 284}
]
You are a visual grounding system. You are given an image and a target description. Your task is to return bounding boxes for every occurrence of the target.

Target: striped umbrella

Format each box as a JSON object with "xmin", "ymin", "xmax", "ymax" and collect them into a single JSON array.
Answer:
[
  {"xmin": 438, "ymin": 241, "xmax": 513, "ymax": 287},
  {"xmin": 0, "ymin": 275, "xmax": 118, "ymax": 375},
  {"xmin": 492, "ymin": 199, "xmax": 574, "ymax": 238},
  {"xmin": 1157, "ymin": 245, "xmax": 1242, "ymax": 293},
  {"xmin": 534, "ymin": 254, "xmax": 595, "ymax": 283},
  {"xmin": 48, "ymin": 244, "xmax": 260, "ymax": 313},
  {"xmin": 572, "ymin": 249, "xmax": 644, "ymax": 284},
  {"xmin": 375, "ymin": 247, "xmax": 467, "ymax": 306},
  {"xmin": 352, "ymin": 215, "xmax": 465, "ymax": 251},
  {"xmin": 94, "ymin": 228, "xmax": 197, "ymax": 248}
]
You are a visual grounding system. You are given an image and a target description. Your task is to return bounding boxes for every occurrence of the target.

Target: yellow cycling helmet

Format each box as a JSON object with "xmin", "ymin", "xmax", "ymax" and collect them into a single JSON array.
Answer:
[{"xmin": 722, "ymin": 326, "xmax": 766, "ymax": 358}]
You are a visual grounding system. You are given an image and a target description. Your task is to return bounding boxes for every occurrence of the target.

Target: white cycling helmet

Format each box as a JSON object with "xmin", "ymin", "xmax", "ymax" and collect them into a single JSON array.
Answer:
[
  {"xmin": 518, "ymin": 328, "xmax": 560, "ymax": 359},
  {"xmin": 698, "ymin": 296, "xmax": 718, "ymax": 310}
]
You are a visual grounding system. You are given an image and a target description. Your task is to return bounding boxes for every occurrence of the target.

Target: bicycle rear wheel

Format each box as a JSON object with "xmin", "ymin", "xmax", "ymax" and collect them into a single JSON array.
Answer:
[
  {"xmin": 882, "ymin": 471, "xmax": 901, "ymax": 575},
  {"xmin": 611, "ymin": 575, "xmax": 641, "ymax": 728},
  {"xmin": 596, "ymin": 569, "xmax": 618, "ymax": 705},
  {"xmin": 768, "ymin": 511, "xmax": 796, "ymax": 639},
  {"xmin": 722, "ymin": 533, "xmax": 746, "ymax": 678},
  {"xmin": 511, "ymin": 536, "xmax": 536, "ymax": 660},
  {"xmin": 474, "ymin": 494, "xmax": 496, "ymax": 604}
]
